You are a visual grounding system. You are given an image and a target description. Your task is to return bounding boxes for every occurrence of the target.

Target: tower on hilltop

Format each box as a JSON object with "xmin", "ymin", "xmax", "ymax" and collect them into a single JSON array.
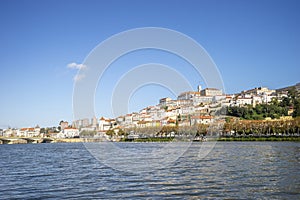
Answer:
[{"xmin": 197, "ymin": 85, "xmax": 202, "ymax": 92}]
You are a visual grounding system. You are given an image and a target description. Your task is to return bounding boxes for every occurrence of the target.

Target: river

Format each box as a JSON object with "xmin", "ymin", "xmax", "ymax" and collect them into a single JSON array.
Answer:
[{"xmin": 0, "ymin": 142, "xmax": 299, "ymax": 199}]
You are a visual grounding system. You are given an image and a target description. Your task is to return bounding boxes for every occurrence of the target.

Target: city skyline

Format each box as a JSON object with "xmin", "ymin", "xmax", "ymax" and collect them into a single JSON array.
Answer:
[{"xmin": 0, "ymin": 0, "xmax": 299, "ymax": 128}]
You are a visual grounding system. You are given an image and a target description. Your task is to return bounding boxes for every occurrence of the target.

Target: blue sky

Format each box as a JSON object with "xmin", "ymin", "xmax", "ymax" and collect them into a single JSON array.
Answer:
[{"xmin": 0, "ymin": 0, "xmax": 299, "ymax": 128}]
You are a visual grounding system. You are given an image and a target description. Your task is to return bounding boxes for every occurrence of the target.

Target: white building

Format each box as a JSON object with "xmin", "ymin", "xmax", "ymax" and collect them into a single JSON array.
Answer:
[
  {"xmin": 191, "ymin": 115, "xmax": 213, "ymax": 124},
  {"xmin": 56, "ymin": 127, "xmax": 79, "ymax": 138},
  {"xmin": 159, "ymin": 97, "xmax": 172, "ymax": 106},
  {"xmin": 242, "ymin": 87, "xmax": 275, "ymax": 96},
  {"xmin": 200, "ymin": 88, "xmax": 223, "ymax": 96},
  {"xmin": 234, "ymin": 97, "xmax": 252, "ymax": 106},
  {"xmin": 178, "ymin": 91, "xmax": 200, "ymax": 100},
  {"xmin": 17, "ymin": 126, "xmax": 40, "ymax": 137},
  {"xmin": 99, "ymin": 117, "xmax": 112, "ymax": 131}
]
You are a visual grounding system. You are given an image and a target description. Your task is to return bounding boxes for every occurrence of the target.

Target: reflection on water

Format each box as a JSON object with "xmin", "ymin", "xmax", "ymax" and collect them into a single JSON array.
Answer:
[{"xmin": 0, "ymin": 142, "xmax": 299, "ymax": 199}]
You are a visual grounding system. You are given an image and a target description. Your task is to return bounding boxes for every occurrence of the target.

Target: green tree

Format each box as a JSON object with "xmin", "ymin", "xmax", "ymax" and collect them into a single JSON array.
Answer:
[
  {"xmin": 106, "ymin": 129, "xmax": 115, "ymax": 137},
  {"xmin": 293, "ymin": 99, "xmax": 300, "ymax": 117}
]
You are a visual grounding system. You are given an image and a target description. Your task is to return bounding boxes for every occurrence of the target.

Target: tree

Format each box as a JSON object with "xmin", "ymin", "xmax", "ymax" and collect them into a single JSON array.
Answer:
[
  {"xmin": 106, "ymin": 129, "xmax": 115, "ymax": 137},
  {"xmin": 293, "ymin": 98, "xmax": 300, "ymax": 117},
  {"xmin": 40, "ymin": 128, "xmax": 46, "ymax": 134}
]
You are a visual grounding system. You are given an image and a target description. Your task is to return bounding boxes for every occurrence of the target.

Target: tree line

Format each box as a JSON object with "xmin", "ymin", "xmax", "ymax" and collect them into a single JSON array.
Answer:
[{"xmin": 222, "ymin": 117, "xmax": 300, "ymax": 136}]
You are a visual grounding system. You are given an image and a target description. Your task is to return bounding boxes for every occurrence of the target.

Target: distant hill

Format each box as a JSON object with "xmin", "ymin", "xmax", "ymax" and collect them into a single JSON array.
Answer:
[{"xmin": 276, "ymin": 82, "xmax": 300, "ymax": 93}]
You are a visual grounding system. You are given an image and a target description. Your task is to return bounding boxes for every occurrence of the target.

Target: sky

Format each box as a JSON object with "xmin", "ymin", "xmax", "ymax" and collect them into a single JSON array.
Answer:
[{"xmin": 0, "ymin": 0, "xmax": 299, "ymax": 128}]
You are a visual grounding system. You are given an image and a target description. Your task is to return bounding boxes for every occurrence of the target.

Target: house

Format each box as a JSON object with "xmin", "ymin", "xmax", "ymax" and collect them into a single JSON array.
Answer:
[
  {"xmin": 17, "ymin": 126, "xmax": 40, "ymax": 137},
  {"xmin": 159, "ymin": 97, "xmax": 172, "ymax": 106},
  {"xmin": 137, "ymin": 120, "xmax": 151, "ymax": 128},
  {"xmin": 234, "ymin": 97, "xmax": 252, "ymax": 106},
  {"xmin": 3, "ymin": 129, "xmax": 17, "ymax": 137},
  {"xmin": 124, "ymin": 114, "xmax": 133, "ymax": 125},
  {"xmin": 194, "ymin": 105, "xmax": 209, "ymax": 115},
  {"xmin": 160, "ymin": 117, "xmax": 177, "ymax": 126},
  {"xmin": 242, "ymin": 87, "xmax": 275, "ymax": 96},
  {"xmin": 81, "ymin": 126, "xmax": 96, "ymax": 132},
  {"xmin": 151, "ymin": 120, "xmax": 161, "ymax": 127},
  {"xmin": 64, "ymin": 127, "xmax": 79, "ymax": 138},
  {"xmin": 99, "ymin": 117, "xmax": 112, "ymax": 131},
  {"xmin": 56, "ymin": 127, "xmax": 79, "ymax": 138},
  {"xmin": 191, "ymin": 115, "xmax": 213, "ymax": 124}
]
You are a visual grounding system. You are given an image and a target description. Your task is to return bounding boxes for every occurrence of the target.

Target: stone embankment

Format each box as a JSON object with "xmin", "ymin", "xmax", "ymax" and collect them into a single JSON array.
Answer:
[{"xmin": 0, "ymin": 137, "xmax": 107, "ymax": 144}]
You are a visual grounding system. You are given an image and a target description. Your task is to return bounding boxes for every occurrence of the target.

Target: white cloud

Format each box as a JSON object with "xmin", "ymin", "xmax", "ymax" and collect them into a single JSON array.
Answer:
[
  {"xmin": 73, "ymin": 74, "xmax": 85, "ymax": 82},
  {"xmin": 67, "ymin": 62, "xmax": 87, "ymax": 70}
]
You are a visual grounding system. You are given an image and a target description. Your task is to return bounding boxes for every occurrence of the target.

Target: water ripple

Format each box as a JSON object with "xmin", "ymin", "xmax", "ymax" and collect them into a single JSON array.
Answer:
[{"xmin": 0, "ymin": 142, "xmax": 299, "ymax": 199}]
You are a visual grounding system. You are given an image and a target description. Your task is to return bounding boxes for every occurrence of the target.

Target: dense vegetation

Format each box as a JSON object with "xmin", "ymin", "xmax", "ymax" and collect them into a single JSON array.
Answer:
[{"xmin": 227, "ymin": 87, "xmax": 300, "ymax": 119}]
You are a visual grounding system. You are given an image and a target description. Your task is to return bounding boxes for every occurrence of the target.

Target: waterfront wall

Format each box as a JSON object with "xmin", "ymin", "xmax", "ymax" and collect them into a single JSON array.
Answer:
[{"xmin": 0, "ymin": 137, "xmax": 107, "ymax": 144}]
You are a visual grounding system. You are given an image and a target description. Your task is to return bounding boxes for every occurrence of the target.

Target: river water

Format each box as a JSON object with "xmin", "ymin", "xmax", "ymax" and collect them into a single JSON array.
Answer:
[{"xmin": 0, "ymin": 142, "xmax": 299, "ymax": 199}]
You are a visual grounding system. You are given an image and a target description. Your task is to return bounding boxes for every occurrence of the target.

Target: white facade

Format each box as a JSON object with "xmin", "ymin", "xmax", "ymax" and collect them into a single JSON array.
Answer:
[
  {"xmin": 99, "ymin": 117, "xmax": 112, "ymax": 131},
  {"xmin": 17, "ymin": 127, "xmax": 40, "ymax": 137},
  {"xmin": 56, "ymin": 128, "xmax": 79, "ymax": 138}
]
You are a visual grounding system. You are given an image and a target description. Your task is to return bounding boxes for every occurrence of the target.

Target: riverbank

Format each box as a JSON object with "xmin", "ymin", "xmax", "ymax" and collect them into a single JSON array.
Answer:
[
  {"xmin": 1, "ymin": 136, "xmax": 300, "ymax": 144},
  {"xmin": 120, "ymin": 137, "xmax": 175, "ymax": 142},
  {"xmin": 217, "ymin": 136, "xmax": 300, "ymax": 142},
  {"xmin": 120, "ymin": 136, "xmax": 300, "ymax": 142},
  {"xmin": 0, "ymin": 137, "xmax": 106, "ymax": 144}
]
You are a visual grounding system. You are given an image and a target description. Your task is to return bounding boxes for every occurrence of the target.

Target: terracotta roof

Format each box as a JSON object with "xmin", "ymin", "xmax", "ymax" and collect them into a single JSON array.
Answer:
[
  {"xmin": 64, "ymin": 127, "xmax": 78, "ymax": 130},
  {"xmin": 191, "ymin": 116, "xmax": 213, "ymax": 119},
  {"xmin": 168, "ymin": 119, "xmax": 176, "ymax": 123},
  {"xmin": 20, "ymin": 128, "xmax": 35, "ymax": 131}
]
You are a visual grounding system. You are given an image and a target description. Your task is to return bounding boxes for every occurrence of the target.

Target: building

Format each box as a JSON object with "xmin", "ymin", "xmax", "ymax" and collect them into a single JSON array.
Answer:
[
  {"xmin": 99, "ymin": 117, "xmax": 111, "ymax": 131},
  {"xmin": 72, "ymin": 118, "xmax": 90, "ymax": 129},
  {"xmin": 91, "ymin": 116, "xmax": 98, "ymax": 129},
  {"xmin": 200, "ymin": 88, "xmax": 223, "ymax": 96},
  {"xmin": 60, "ymin": 121, "xmax": 69, "ymax": 130},
  {"xmin": 159, "ymin": 97, "xmax": 172, "ymax": 106},
  {"xmin": 56, "ymin": 127, "xmax": 79, "ymax": 138},
  {"xmin": 3, "ymin": 129, "xmax": 17, "ymax": 137},
  {"xmin": 234, "ymin": 97, "xmax": 253, "ymax": 106},
  {"xmin": 177, "ymin": 91, "xmax": 200, "ymax": 100},
  {"xmin": 64, "ymin": 127, "xmax": 79, "ymax": 138},
  {"xmin": 242, "ymin": 87, "xmax": 275, "ymax": 96},
  {"xmin": 191, "ymin": 115, "xmax": 214, "ymax": 124},
  {"xmin": 99, "ymin": 117, "xmax": 117, "ymax": 131},
  {"xmin": 17, "ymin": 126, "xmax": 40, "ymax": 137},
  {"xmin": 193, "ymin": 96, "xmax": 213, "ymax": 105}
]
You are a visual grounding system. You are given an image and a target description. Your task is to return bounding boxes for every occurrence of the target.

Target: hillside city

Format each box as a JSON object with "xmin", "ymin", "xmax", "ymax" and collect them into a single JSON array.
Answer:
[{"xmin": 1, "ymin": 82, "xmax": 300, "ymax": 140}]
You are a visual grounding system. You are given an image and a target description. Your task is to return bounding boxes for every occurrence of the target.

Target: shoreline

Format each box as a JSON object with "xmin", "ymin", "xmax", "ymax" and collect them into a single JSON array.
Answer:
[
  {"xmin": 0, "ymin": 137, "xmax": 106, "ymax": 145},
  {"xmin": 1, "ymin": 136, "xmax": 300, "ymax": 144},
  {"xmin": 217, "ymin": 136, "xmax": 300, "ymax": 142}
]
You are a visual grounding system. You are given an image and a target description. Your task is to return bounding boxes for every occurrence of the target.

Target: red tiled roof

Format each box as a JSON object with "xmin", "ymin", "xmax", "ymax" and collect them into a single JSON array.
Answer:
[
  {"xmin": 168, "ymin": 119, "xmax": 176, "ymax": 123},
  {"xmin": 20, "ymin": 128, "xmax": 35, "ymax": 131},
  {"xmin": 191, "ymin": 116, "xmax": 213, "ymax": 119},
  {"xmin": 64, "ymin": 127, "xmax": 77, "ymax": 130}
]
